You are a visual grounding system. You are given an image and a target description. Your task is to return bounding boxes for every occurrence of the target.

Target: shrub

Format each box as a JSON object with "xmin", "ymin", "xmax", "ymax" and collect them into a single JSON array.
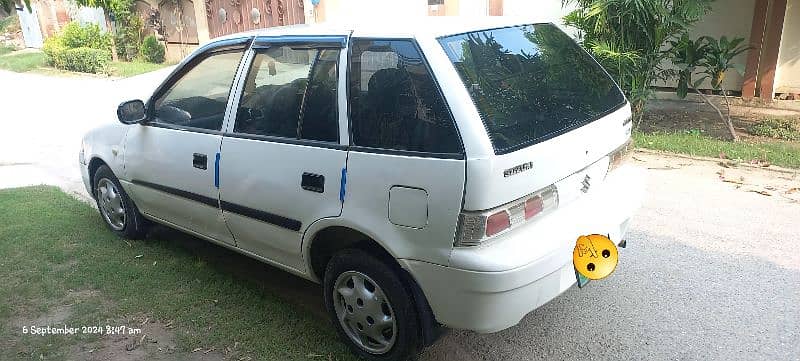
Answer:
[
  {"xmin": 60, "ymin": 22, "xmax": 112, "ymax": 51},
  {"xmin": 749, "ymin": 118, "xmax": 800, "ymax": 141},
  {"xmin": 62, "ymin": 47, "xmax": 111, "ymax": 73},
  {"xmin": 0, "ymin": 14, "xmax": 21, "ymax": 33},
  {"xmin": 115, "ymin": 14, "xmax": 143, "ymax": 61},
  {"xmin": 42, "ymin": 36, "xmax": 66, "ymax": 68},
  {"xmin": 42, "ymin": 22, "xmax": 112, "ymax": 73},
  {"xmin": 139, "ymin": 35, "xmax": 165, "ymax": 63}
]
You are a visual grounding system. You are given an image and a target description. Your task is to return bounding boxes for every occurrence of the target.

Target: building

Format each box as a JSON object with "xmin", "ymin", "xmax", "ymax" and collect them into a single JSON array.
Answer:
[
  {"xmin": 13, "ymin": 0, "xmax": 799, "ymax": 100},
  {"xmin": 655, "ymin": 0, "xmax": 799, "ymax": 101},
  {"xmin": 224, "ymin": 0, "xmax": 800, "ymax": 101}
]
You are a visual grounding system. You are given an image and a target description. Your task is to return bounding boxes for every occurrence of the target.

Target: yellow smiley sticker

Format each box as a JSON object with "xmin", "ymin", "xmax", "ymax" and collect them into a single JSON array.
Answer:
[{"xmin": 573, "ymin": 234, "xmax": 618, "ymax": 280}]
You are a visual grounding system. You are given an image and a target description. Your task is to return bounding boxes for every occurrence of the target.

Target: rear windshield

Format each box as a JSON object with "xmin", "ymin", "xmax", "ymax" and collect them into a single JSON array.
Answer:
[{"xmin": 439, "ymin": 24, "xmax": 626, "ymax": 154}]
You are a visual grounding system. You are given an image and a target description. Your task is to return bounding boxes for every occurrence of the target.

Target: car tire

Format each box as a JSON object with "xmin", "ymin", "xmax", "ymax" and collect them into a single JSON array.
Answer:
[
  {"xmin": 324, "ymin": 249, "xmax": 421, "ymax": 361},
  {"xmin": 93, "ymin": 165, "xmax": 148, "ymax": 239}
]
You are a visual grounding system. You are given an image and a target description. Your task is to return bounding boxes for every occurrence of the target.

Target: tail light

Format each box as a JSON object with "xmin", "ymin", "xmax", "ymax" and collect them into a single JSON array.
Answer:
[
  {"xmin": 607, "ymin": 138, "xmax": 633, "ymax": 173},
  {"xmin": 454, "ymin": 185, "xmax": 558, "ymax": 247},
  {"xmin": 485, "ymin": 210, "xmax": 510, "ymax": 236}
]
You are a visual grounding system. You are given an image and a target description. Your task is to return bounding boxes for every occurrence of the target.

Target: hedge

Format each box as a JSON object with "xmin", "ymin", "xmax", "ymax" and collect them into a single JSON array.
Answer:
[
  {"xmin": 42, "ymin": 22, "xmax": 112, "ymax": 74},
  {"xmin": 44, "ymin": 40, "xmax": 111, "ymax": 74}
]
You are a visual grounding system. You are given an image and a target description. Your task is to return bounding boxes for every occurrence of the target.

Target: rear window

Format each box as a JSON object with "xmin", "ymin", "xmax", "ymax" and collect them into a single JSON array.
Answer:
[{"xmin": 439, "ymin": 24, "xmax": 626, "ymax": 154}]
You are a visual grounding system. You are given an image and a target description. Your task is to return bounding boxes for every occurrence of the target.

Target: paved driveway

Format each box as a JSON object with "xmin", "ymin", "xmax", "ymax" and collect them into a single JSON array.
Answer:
[
  {"xmin": 421, "ymin": 152, "xmax": 800, "ymax": 361},
  {"xmin": 1, "ymin": 70, "xmax": 798, "ymax": 360},
  {"xmin": 0, "ymin": 69, "xmax": 172, "ymax": 195}
]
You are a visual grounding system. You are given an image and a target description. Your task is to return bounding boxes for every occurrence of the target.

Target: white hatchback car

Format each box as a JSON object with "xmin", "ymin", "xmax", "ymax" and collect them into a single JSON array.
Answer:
[{"xmin": 80, "ymin": 18, "xmax": 643, "ymax": 360}]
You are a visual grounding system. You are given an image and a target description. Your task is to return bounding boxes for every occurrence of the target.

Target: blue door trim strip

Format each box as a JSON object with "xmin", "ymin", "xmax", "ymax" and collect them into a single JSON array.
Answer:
[
  {"xmin": 339, "ymin": 168, "xmax": 347, "ymax": 202},
  {"xmin": 214, "ymin": 152, "xmax": 220, "ymax": 188}
]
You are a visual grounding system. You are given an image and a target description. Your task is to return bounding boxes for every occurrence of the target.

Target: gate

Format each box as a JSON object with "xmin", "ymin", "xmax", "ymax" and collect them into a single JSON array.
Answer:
[
  {"xmin": 16, "ymin": 6, "xmax": 44, "ymax": 48},
  {"xmin": 204, "ymin": 0, "xmax": 305, "ymax": 39}
]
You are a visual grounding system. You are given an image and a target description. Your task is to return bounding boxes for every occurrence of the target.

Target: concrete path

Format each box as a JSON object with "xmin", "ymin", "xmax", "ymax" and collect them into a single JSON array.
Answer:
[{"xmin": 0, "ymin": 68, "xmax": 173, "ymax": 199}]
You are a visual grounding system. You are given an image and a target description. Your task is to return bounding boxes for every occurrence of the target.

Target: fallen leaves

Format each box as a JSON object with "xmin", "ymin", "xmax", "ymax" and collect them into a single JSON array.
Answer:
[
  {"xmin": 748, "ymin": 189, "xmax": 772, "ymax": 196},
  {"xmin": 749, "ymin": 159, "xmax": 771, "ymax": 167}
]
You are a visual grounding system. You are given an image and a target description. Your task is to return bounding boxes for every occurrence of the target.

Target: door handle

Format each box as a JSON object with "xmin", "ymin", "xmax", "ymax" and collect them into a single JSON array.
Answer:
[
  {"xmin": 301, "ymin": 172, "xmax": 324, "ymax": 193},
  {"xmin": 193, "ymin": 153, "xmax": 207, "ymax": 170}
]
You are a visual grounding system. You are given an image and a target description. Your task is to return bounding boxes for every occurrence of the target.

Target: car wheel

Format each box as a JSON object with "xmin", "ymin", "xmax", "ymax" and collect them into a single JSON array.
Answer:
[
  {"xmin": 93, "ymin": 165, "xmax": 148, "ymax": 239},
  {"xmin": 324, "ymin": 249, "xmax": 421, "ymax": 361}
]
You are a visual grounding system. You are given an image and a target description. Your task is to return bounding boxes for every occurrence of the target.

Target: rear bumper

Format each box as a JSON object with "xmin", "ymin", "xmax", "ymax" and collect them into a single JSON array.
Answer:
[{"xmin": 401, "ymin": 165, "xmax": 645, "ymax": 333}]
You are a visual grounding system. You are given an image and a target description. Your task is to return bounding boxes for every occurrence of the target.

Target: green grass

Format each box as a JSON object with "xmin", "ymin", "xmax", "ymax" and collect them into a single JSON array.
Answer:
[
  {"xmin": 109, "ymin": 61, "xmax": 171, "ymax": 77},
  {"xmin": 0, "ymin": 44, "xmax": 15, "ymax": 56},
  {"xmin": 634, "ymin": 130, "xmax": 800, "ymax": 168},
  {"xmin": 0, "ymin": 186, "xmax": 355, "ymax": 360},
  {"xmin": 0, "ymin": 50, "xmax": 169, "ymax": 76},
  {"xmin": 0, "ymin": 51, "xmax": 47, "ymax": 72}
]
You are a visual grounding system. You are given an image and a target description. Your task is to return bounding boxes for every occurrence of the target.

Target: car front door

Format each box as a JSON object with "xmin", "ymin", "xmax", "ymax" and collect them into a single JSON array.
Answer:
[
  {"xmin": 124, "ymin": 39, "xmax": 249, "ymax": 245},
  {"xmin": 218, "ymin": 36, "xmax": 348, "ymax": 271}
]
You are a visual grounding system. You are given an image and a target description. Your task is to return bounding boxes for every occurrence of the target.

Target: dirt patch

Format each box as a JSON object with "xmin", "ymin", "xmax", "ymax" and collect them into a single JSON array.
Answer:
[
  {"xmin": 11, "ymin": 289, "xmax": 99, "ymax": 329},
  {"xmin": 640, "ymin": 102, "xmax": 800, "ymax": 142},
  {"xmin": 633, "ymin": 150, "xmax": 800, "ymax": 204},
  {"xmin": 70, "ymin": 316, "xmax": 227, "ymax": 361},
  {"xmin": 8, "ymin": 289, "xmax": 231, "ymax": 361}
]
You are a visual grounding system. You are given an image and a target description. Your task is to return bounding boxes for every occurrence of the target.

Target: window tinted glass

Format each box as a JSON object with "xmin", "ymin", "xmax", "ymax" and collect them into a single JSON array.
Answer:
[
  {"xmin": 439, "ymin": 24, "xmax": 626, "ymax": 153},
  {"xmin": 154, "ymin": 51, "xmax": 244, "ymax": 130},
  {"xmin": 235, "ymin": 46, "xmax": 340, "ymax": 142},
  {"xmin": 348, "ymin": 39, "xmax": 461, "ymax": 154}
]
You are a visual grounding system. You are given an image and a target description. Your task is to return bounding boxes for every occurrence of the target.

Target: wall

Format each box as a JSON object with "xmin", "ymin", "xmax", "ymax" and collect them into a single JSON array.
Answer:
[
  {"xmin": 33, "ymin": 0, "xmax": 70, "ymax": 37},
  {"xmin": 503, "ymin": 0, "xmax": 574, "ymax": 26},
  {"xmin": 657, "ymin": 0, "xmax": 756, "ymax": 92},
  {"xmin": 775, "ymin": 0, "xmax": 800, "ymax": 93},
  {"xmin": 165, "ymin": 42, "xmax": 197, "ymax": 62},
  {"xmin": 317, "ymin": 0, "xmax": 427, "ymax": 24}
]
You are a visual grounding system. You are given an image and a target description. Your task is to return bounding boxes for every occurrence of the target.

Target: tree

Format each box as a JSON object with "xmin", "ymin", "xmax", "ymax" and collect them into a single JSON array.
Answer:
[
  {"xmin": 73, "ymin": 0, "xmax": 142, "ymax": 61},
  {"xmin": 670, "ymin": 35, "xmax": 749, "ymax": 141},
  {"xmin": 563, "ymin": 0, "xmax": 714, "ymax": 124},
  {"xmin": 2, "ymin": 0, "xmax": 30, "ymax": 13}
]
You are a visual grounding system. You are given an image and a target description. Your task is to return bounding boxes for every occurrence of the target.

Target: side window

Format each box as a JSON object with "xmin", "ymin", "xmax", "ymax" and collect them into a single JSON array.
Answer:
[
  {"xmin": 153, "ymin": 51, "xmax": 244, "ymax": 131},
  {"xmin": 348, "ymin": 39, "xmax": 461, "ymax": 154},
  {"xmin": 235, "ymin": 46, "xmax": 340, "ymax": 142}
]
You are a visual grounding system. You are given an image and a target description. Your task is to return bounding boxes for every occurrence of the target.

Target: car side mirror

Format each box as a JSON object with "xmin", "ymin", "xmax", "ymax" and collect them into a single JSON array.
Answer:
[{"xmin": 117, "ymin": 100, "xmax": 147, "ymax": 124}]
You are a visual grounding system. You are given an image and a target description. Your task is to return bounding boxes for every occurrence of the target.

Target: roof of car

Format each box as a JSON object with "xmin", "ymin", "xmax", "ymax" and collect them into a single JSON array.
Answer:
[{"xmin": 211, "ymin": 16, "xmax": 559, "ymax": 44}]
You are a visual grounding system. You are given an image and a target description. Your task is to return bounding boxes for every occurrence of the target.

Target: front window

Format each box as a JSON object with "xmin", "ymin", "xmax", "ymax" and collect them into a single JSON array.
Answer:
[
  {"xmin": 235, "ymin": 46, "xmax": 340, "ymax": 142},
  {"xmin": 153, "ymin": 51, "xmax": 244, "ymax": 131},
  {"xmin": 439, "ymin": 24, "xmax": 626, "ymax": 154}
]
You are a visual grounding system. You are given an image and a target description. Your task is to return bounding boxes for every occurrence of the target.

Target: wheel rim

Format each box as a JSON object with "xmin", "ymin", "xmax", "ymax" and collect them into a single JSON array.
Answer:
[
  {"xmin": 96, "ymin": 178, "xmax": 126, "ymax": 231},
  {"xmin": 333, "ymin": 271, "xmax": 397, "ymax": 354}
]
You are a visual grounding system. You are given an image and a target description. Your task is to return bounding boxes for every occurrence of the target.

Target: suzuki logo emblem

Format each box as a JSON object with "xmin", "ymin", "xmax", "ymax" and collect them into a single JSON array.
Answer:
[{"xmin": 581, "ymin": 174, "xmax": 591, "ymax": 193}]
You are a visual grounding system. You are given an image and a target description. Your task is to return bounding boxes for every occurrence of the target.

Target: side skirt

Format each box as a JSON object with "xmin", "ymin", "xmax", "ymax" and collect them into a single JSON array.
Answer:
[{"xmin": 140, "ymin": 212, "xmax": 315, "ymax": 282}]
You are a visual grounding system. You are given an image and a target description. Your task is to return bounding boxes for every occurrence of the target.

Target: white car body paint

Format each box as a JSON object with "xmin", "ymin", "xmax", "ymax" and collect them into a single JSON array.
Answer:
[{"xmin": 81, "ymin": 18, "xmax": 644, "ymax": 333}]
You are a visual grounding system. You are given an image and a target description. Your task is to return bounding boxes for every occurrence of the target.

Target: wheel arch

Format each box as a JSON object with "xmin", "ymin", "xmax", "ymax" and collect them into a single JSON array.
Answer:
[
  {"xmin": 304, "ymin": 221, "xmax": 443, "ymax": 346},
  {"xmin": 88, "ymin": 157, "xmax": 110, "ymax": 191}
]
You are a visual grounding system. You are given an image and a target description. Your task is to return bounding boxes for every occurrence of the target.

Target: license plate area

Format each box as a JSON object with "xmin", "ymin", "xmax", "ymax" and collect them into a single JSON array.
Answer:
[{"xmin": 575, "ymin": 269, "xmax": 590, "ymax": 288}]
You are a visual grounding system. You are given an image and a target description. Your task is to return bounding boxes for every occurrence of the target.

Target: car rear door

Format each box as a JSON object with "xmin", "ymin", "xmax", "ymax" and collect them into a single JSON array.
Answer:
[
  {"xmin": 124, "ymin": 39, "xmax": 249, "ymax": 245},
  {"xmin": 218, "ymin": 36, "xmax": 348, "ymax": 272},
  {"xmin": 341, "ymin": 38, "xmax": 467, "ymax": 266}
]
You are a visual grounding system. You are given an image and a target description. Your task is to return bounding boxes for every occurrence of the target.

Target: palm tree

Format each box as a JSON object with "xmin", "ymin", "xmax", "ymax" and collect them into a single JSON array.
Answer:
[{"xmin": 563, "ymin": 0, "xmax": 714, "ymax": 124}]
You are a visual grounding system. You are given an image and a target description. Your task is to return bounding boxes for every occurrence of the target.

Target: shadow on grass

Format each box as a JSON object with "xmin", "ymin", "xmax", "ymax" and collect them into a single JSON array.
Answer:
[{"xmin": 146, "ymin": 225, "xmax": 327, "ymax": 320}]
